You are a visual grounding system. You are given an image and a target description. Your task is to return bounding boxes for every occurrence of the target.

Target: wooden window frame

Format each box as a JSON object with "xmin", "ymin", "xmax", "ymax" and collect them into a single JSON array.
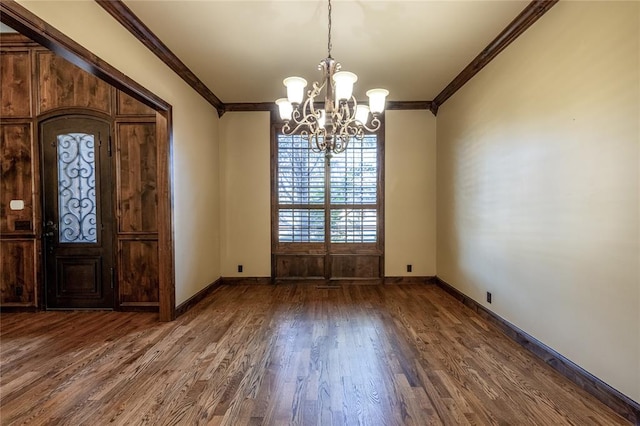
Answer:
[{"xmin": 270, "ymin": 111, "xmax": 385, "ymax": 282}]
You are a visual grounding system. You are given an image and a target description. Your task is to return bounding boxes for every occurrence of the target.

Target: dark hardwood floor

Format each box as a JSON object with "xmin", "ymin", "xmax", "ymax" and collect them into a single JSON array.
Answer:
[{"xmin": 0, "ymin": 284, "xmax": 629, "ymax": 425}]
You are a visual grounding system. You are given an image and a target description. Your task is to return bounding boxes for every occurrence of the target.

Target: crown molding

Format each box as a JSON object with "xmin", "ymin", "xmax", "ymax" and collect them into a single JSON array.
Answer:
[
  {"xmin": 94, "ymin": 0, "xmax": 557, "ymax": 118},
  {"xmin": 223, "ymin": 100, "xmax": 434, "ymax": 115},
  {"xmin": 431, "ymin": 0, "xmax": 559, "ymax": 115},
  {"xmin": 224, "ymin": 102, "xmax": 274, "ymax": 114},
  {"xmin": 95, "ymin": 0, "xmax": 225, "ymax": 117},
  {"xmin": 386, "ymin": 101, "xmax": 433, "ymax": 111}
]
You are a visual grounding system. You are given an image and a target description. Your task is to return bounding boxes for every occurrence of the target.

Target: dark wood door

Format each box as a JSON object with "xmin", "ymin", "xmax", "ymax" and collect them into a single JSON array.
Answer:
[{"xmin": 41, "ymin": 117, "xmax": 114, "ymax": 309}]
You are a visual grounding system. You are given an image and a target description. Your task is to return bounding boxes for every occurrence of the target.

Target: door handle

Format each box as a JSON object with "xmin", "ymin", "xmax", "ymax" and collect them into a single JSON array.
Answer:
[
  {"xmin": 45, "ymin": 221, "xmax": 58, "ymax": 232},
  {"xmin": 44, "ymin": 221, "xmax": 57, "ymax": 239}
]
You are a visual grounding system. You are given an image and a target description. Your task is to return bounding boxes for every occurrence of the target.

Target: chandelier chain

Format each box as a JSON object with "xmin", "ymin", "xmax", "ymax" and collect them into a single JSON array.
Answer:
[{"xmin": 327, "ymin": 0, "xmax": 332, "ymax": 58}]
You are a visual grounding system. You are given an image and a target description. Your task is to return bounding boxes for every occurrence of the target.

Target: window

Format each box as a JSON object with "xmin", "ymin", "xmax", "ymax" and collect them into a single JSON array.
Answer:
[
  {"xmin": 277, "ymin": 134, "xmax": 325, "ymax": 242},
  {"xmin": 275, "ymin": 133, "xmax": 380, "ymax": 244},
  {"xmin": 329, "ymin": 135, "xmax": 378, "ymax": 243},
  {"xmin": 272, "ymin": 120, "xmax": 384, "ymax": 281}
]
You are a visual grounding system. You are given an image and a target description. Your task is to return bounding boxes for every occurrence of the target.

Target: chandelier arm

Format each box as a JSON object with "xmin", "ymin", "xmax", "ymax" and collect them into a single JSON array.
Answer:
[
  {"xmin": 283, "ymin": 117, "xmax": 320, "ymax": 136},
  {"xmin": 353, "ymin": 115, "xmax": 382, "ymax": 133},
  {"xmin": 336, "ymin": 123, "xmax": 360, "ymax": 153},
  {"xmin": 300, "ymin": 130, "xmax": 316, "ymax": 151},
  {"xmin": 302, "ymin": 130, "xmax": 321, "ymax": 154},
  {"xmin": 282, "ymin": 97, "xmax": 325, "ymax": 136},
  {"xmin": 300, "ymin": 96, "xmax": 316, "ymax": 125},
  {"xmin": 336, "ymin": 102, "xmax": 348, "ymax": 127},
  {"xmin": 346, "ymin": 95, "xmax": 358, "ymax": 121},
  {"xmin": 290, "ymin": 105, "xmax": 303, "ymax": 124},
  {"xmin": 332, "ymin": 131, "xmax": 349, "ymax": 155},
  {"xmin": 332, "ymin": 96, "xmax": 357, "ymax": 131},
  {"xmin": 349, "ymin": 122, "xmax": 365, "ymax": 140},
  {"xmin": 307, "ymin": 81, "xmax": 325, "ymax": 115},
  {"xmin": 311, "ymin": 130, "xmax": 328, "ymax": 154}
]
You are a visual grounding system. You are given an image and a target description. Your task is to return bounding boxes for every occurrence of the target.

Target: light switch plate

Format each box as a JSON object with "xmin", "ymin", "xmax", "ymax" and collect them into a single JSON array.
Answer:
[{"xmin": 10, "ymin": 200, "xmax": 25, "ymax": 211}]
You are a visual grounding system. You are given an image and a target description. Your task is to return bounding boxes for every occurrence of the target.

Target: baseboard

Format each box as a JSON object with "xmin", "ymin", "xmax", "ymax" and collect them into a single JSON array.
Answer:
[
  {"xmin": 434, "ymin": 277, "xmax": 640, "ymax": 425},
  {"xmin": 384, "ymin": 276, "xmax": 437, "ymax": 285},
  {"xmin": 1, "ymin": 304, "xmax": 158, "ymax": 313},
  {"xmin": 270, "ymin": 277, "xmax": 437, "ymax": 285},
  {"xmin": 274, "ymin": 278, "xmax": 381, "ymax": 285},
  {"xmin": 328, "ymin": 278, "xmax": 382, "ymax": 285},
  {"xmin": 220, "ymin": 277, "xmax": 272, "ymax": 285},
  {"xmin": 118, "ymin": 305, "xmax": 159, "ymax": 313},
  {"xmin": 175, "ymin": 278, "xmax": 222, "ymax": 317},
  {"xmin": 119, "ymin": 301, "xmax": 159, "ymax": 312},
  {"xmin": 0, "ymin": 306, "xmax": 38, "ymax": 313}
]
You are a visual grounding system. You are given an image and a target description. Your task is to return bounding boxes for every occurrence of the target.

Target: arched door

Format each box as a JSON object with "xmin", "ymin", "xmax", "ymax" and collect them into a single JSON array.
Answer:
[{"xmin": 41, "ymin": 116, "xmax": 115, "ymax": 309}]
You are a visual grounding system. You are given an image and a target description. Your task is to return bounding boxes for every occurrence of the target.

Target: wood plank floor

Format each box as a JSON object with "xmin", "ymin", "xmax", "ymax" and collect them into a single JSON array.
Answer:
[{"xmin": 0, "ymin": 284, "xmax": 629, "ymax": 425}]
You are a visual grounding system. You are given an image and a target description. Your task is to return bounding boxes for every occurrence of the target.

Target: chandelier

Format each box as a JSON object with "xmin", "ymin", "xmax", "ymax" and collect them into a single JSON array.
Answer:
[{"xmin": 275, "ymin": 0, "xmax": 389, "ymax": 160}]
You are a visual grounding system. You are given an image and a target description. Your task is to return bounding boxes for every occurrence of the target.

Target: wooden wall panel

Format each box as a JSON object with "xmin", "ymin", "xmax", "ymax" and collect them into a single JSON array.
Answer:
[
  {"xmin": 275, "ymin": 254, "xmax": 325, "ymax": 279},
  {"xmin": 116, "ymin": 91, "xmax": 155, "ymax": 116},
  {"xmin": 1, "ymin": 38, "xmax": 162, "ymax": 312},
  {"xmin": 0, "ymin": 239, "xmax": 37, "ymax": 306},
  {"xmin": 0, "ymin": 123, "xmax": 34, "ymax": 234},
  {"xmin": 330, "ymin": 255, "xmax": 381, "ymax": 279},
  {"xmin": 118, "ymin": 239, "xmax": 159, "ymax": 305},
  {"xmin": 0, "ymin": 50, "xmax": 32, "ymax": 117},
  {"xmin": 37, "ymin": 51, "xmax": 111, "ymax": 114},
  {"xmin": 116, "ymin": 123, "xmax": 158, "ymax": 233}
]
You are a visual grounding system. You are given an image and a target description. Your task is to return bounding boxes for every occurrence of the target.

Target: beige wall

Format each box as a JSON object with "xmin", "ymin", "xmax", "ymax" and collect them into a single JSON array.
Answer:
[
  {"xmin": 20, "ymin": 1, "xmax": 637, "ymax": 403},
  {"xmin": 219, "ymin": 112, "xmax": 271, "ymax": 277},
  {"xmin": 385, "ymin": 110, "xmax": 437, "ymax": 276},
  {"xmin": 218, "ymin": 110, "xmax": 437, "ymax": 278},
  {"xmin": 18, "ymin": 1, "xmax": 222, "ymax": 305},
  {"xmin": 436, "ymin": 1, "xmax": 639, "ymax": 402}
]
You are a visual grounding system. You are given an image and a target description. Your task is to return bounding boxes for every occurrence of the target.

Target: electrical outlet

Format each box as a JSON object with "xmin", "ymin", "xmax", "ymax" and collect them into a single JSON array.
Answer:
[
  {"xmin": 406, "ymin": 264, "xmax": 412, "ymax": 273},
  {"xmin": 237, "ymin": 265, "xmax": 243, "ymax": 273},
  {"xmin": 486, "ymin": 291, "xmax": 492, "ymax": 304}
]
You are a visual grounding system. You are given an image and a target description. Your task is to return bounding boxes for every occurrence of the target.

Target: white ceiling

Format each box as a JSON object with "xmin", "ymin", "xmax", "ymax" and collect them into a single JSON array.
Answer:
[{"xmin": 121, "ymin": 0, "xmax": 529, "ymax": 104}]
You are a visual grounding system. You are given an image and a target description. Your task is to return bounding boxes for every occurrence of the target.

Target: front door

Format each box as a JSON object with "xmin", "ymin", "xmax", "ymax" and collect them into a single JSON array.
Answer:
[{"xmin": 41, "ymin": 117, "xmax": 114, "ymax": 309}]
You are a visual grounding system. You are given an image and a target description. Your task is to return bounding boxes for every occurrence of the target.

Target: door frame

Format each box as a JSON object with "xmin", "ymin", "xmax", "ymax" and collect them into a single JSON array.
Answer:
[
  {"xmin": 39, "ymin": 113, "xmax": 116, "ymax": 309},
  {"xmin": 0, "ymin": 2, "xmax": 176, "ymax": 320}
]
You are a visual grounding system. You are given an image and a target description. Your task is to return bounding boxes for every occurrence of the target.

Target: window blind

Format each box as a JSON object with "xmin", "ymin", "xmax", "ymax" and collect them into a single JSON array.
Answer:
[{"xmin": 276, "ymin": 133, "xmax": 379, "ymax": 243}]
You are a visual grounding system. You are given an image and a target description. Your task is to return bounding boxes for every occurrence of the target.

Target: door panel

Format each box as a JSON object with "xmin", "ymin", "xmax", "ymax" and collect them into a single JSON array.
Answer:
[
  {"xmin": 0, "ymin": 239, "xmax": 38, "ymax": 305},
  {"xmin": 274, "ymin": 254, "xmax": 325, "ymax": 279},
  {"xmin": 116, "ymin": 122, "xmax": 157, "ymax": 233},
  {"xmin": 118, "ymin": 239, "xmax": 159, "ymax": 305},
  {"xmin": 42, "ymin": 117, "xmax": 114, "ymax": 309},
  {"xmin": 56, "ymin": 257, "xmax": 102, "ymax": 298},
  {"xmin": 330, "ymin": 254, "xmax": 381, "ymax": 279},
  {"xmin": 36, "ymin": 52, "xmax": 111, "ymax": 115},
  {"xmin": 1, "ymin": 123, "xmax": 34, "ymax": 234}
]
